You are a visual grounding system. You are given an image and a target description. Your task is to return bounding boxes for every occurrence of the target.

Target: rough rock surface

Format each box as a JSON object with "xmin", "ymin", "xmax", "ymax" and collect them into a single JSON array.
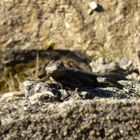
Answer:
[
  {"xmin": 0, "ymin": 79, "xmax": 140, "ymax": 139},
  {"xmin": 0, "ymin": 97, "xmax": 140, "ymax": 140},
  {"xmin": 19, "ymin": 80, "xmax": 140, "ymax": 101}
]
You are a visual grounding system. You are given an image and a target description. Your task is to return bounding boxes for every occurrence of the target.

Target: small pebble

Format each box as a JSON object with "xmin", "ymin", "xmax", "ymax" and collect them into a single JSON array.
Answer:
[{"xmin": 89, "ymin": 1, "xmax": 98, "ymax": 10}]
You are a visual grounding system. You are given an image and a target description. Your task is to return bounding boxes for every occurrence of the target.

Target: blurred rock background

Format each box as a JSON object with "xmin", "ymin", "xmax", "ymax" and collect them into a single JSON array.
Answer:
[{"xmin": 0, "ymin": 0, "xmax": 139, "ymax": 63}]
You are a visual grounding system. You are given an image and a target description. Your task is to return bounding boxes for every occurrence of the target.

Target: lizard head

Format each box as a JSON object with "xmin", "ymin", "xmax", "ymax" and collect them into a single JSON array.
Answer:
[{"xmin": 45, "ymin": 61, "xmax": 65, "ymax": 76}]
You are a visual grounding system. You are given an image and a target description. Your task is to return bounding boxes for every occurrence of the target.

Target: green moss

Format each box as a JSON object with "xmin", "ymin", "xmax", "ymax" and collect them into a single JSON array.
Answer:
[{"xmin": 44, "ymin": 40, "xmax": 55, "ymax": 50}]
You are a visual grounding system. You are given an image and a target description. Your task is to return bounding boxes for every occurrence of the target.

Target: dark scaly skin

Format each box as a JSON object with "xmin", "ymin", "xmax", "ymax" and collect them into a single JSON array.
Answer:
[{"xmin": 41, "ymin": 61, "xmax": 127, "ymax": 89}]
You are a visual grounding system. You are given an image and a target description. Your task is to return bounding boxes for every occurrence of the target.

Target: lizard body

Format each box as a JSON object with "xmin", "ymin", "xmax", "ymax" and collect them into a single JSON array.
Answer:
[{"xmin": 41, "ymin": 61, "xmax": 127, "ymax": 89}]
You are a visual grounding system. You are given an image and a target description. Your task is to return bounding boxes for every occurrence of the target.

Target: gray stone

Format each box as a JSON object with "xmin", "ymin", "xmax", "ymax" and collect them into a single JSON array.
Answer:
[{"xmin": 0, "ymin": 98, "xmax": 140, "ymax": 139}]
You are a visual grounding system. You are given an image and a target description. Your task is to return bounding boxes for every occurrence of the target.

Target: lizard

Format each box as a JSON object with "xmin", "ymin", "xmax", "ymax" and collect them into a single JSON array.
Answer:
[{"xmin": 39, "ymin": 61, "xmax": 127, "ymax": 89}]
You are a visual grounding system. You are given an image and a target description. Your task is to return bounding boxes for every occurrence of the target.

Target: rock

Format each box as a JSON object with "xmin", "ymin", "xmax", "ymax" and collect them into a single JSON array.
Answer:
[
  {"xmin": 88, "ymin": 1, "xmax": 98, "ymax": 12},
  {"xmin": 90, "ymin": 58, "xmax": 137, "ymax": 80},
  {"xmin": 19, "ymin": 80, "xmax": 61, "ymax": 102},
  {"xmin": 0, "ymin": 98, "xmax": 140, "ymax": 139},
  {"xmin": 18, "ymin": 78, "xmax": 140, "ymax": 101},
  {"xmin": 0, "ymin": 78, "xmax": 140, "ymax": 139},
  {"xmin": 0, "ymin": 0, "xmax": 139, "ymax": 65},
  {"xmin": 127, "ymin": 72, "xmax": 140, "ymax": 81},
  {"xmin": 0, "ymin": 91, "xmax": 24, "ymax": 102},
  {"xmin": 89, "ymin": 1, "xmax": 98, "ymax": 10}
]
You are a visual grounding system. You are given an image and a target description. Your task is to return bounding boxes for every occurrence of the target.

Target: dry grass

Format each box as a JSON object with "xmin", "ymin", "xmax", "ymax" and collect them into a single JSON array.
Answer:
[{"xmin": 0, "ymin": 54, "xmax": 43, "ymax": 94}]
